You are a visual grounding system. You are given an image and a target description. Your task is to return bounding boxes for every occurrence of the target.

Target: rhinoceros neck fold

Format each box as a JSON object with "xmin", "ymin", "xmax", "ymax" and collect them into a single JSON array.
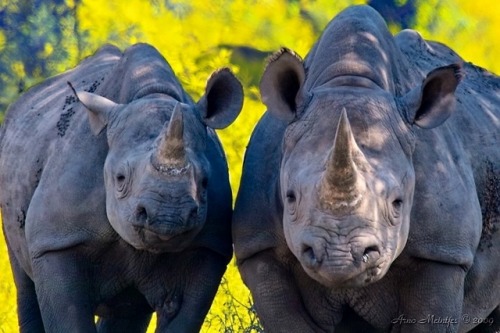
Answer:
[
  {"xmin": 100, "ymin": 44, "xmax": 190, "ymax": 104},
  {"xmin": 304, "ymin": 6, "xmax": 407, "ymax": 95}
]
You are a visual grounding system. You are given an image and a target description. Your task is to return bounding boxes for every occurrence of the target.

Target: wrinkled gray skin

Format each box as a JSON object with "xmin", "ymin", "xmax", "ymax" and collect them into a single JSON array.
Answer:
[
  {"xmin": 233, "ymin": 5, "xmax": 499, "ymax": 333},
  {"xmin": 0, "ymin": 43, "xmax": 243, "ymax": 332}
]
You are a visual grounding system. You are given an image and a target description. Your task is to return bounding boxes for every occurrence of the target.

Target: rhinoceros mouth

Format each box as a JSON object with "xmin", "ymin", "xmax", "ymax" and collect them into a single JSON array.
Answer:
[
  {"xmin": 132, "ymin": 225, "xmax": 201, "ymax": 253},
  {"xmin": 309, "ymin": 263, "xmax": 386, "ymax": 288},
  {"xmin": 301, "ymin": 249, "xmax": 388, "ymax": 288}
]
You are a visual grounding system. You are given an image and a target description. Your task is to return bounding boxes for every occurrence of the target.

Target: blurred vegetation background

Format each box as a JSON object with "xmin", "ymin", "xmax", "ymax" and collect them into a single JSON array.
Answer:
[{"xmin": 0, "ymin": 0, "xmax": 498, "ymax": 332}]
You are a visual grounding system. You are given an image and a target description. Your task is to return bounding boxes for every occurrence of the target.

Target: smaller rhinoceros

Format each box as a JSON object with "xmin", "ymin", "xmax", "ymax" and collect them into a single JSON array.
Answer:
[
  {"xmin": 233, "ymin": 5, "xmax": 499, "ymax": 333},
  {"xmin": 0, "ymin": 43, "xmax": 243, "ymax": 332}
]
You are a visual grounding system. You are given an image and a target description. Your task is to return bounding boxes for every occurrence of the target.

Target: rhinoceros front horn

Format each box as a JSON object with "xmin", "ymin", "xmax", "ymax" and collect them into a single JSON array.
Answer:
[
  {"xmin": 154, "ymin": 103, "xmax": 187, "ymax": 170},
  {"xmin": 320, "ymin": 109, "xmax": 365, "ymax": 210}
]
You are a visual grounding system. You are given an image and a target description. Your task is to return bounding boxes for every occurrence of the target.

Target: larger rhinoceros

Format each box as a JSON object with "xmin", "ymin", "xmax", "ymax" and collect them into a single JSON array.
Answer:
[
  {"xmin": 233, "ymin": 5, "xmax": 499, "ymax": 332},
  {"xmin": 0, "ymin": 43, "xmax": 243, "ymax": 332}
]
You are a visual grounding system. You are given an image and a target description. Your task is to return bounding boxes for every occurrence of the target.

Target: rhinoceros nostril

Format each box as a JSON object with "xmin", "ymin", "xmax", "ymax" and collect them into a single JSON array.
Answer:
[
  {"xmin": 362, "ymin": 245, "xmax": 380, "ymax": 263},
  {"xmin": 135, "ymin": 205, "xmax": 148, "ymax": 224},
  {"xmin": 301, "ymin": 244, "xmax": 322, "ymax": 269},
  {"xmin": 185, "ymin": 206, "xmax": 198, "ymax": 222}
]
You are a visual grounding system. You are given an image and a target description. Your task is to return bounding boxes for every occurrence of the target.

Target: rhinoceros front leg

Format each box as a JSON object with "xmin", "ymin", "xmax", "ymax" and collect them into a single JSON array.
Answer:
[
  {"xmin": 239, "ymin": 249, "xmax": 325, "ymax": 333},
  {"xmin": 152, "ymin": 249, "xmax": 228, "ymax": 333},
  {"xmin": 31, "ymin": 250, "xmax": 97, "ymax": 333},
  {"xmin": 393, "ymin": 260, "xmax": 466, "ymax": 333},
  {"xmin": 5, "ymin": 245, "xmax": 44, "ymax": 332}
]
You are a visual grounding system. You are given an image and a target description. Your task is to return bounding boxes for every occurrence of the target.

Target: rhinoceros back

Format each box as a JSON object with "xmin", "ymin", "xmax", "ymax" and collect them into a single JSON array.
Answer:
[
  {"xmin": 396, "ymin": 29, "xmax": 500, "ymax": 216},
  {"xmin": 0, "ymin": 44, "xmax": 121, "ymax": 157},
  {"xmin": 0, "ymin": 44, "xmax": 122, "ymax": 205},
  {"xmin": 0, "ymin": 45, "xmax": 123, "ymax": 271}
]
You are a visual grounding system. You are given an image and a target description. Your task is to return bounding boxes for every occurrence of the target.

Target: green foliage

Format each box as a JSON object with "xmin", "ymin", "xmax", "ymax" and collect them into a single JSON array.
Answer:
[
  {"xmin": 0, "ymin": 1, "xmax": 83, "ymax": 121},
  {"xmin": 413, "ymin": 0, "xmax": 500, "ymax": 74},
  {"xmin": 0, "ymin": 0, "xmax": 498, "ymax": 332}
]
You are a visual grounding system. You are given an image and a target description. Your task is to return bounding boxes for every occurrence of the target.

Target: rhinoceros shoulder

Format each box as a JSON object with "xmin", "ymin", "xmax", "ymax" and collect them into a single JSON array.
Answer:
[{"xmin": 233, "ymin": 111, "xmax": 289, "ymax": 262}]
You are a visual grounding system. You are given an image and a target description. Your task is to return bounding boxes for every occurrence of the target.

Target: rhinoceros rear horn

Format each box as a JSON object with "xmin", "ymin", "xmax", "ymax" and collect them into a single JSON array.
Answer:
[
  {"xmin": 320, "ymin": 109, "xmax": 365, "ymax": 209},
  {"xmin": 155, "ymin": 103, "xmax": 187, "ymax": 169}
]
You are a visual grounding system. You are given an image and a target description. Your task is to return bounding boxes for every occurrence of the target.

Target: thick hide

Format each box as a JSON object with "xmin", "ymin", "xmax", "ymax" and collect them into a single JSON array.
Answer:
[
  {"xmin": 233, "ymin": 5, "xmax": 499, "ymax": 333},
  {"xmin": 0, "ymin": 43, "xmax": 243, "ymax": 332}
]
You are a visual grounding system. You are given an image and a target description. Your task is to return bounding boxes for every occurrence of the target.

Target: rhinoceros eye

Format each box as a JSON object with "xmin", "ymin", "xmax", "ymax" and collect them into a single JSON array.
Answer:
[
  {"xmin": 116, "ymin": 174, "xmax": 126, "ymax": 183},
  {"xmin": 391, "ymin": 198, "xmax": 403, "ymax": 218},
  {"xmin": 201, "ymin": 176, "xmax": 208, "ymax": 189},
  {"xmin": 286, "ymin": 190, "xmax": 297, "ymax": 216},
  {"xmin": 115, "ymin": 164, "xmax": 131, "ymax": 198}
]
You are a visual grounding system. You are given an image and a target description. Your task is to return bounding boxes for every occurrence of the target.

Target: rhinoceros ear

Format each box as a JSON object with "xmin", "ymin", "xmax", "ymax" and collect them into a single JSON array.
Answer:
[
  {"xmin": 260, "ymin": 48, "xmax": 306, "ymax": 123},
  {"xmin": 77, "ymin": 91, "xmax": 118, "ymax": 135},
  {"xmin": 196, "ymin": 68, "xmax": 244, "ymax": 129},
  {"xmin": 401, "ymin": 64, "xmax": 463, "ymax": 129}
]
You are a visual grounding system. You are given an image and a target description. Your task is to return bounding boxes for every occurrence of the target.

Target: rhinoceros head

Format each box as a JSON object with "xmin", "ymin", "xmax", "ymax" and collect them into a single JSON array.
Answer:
[
  {"xmin": 261, "ymin": 49, "xmax": 461, "ymax": 287},
  {"xmin": 77, "ymin": 69, "xmax": 243, "ymax": 253}
]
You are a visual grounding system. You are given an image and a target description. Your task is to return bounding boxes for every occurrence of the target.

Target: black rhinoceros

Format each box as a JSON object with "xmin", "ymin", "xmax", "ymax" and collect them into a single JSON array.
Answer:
[
  {"xmin": 0, "ymin": 43, "xmax": 243, "ymax": 332},
  {"xmin": 233, "ymin": 5, "xmax": 499, "ymax": 332}
]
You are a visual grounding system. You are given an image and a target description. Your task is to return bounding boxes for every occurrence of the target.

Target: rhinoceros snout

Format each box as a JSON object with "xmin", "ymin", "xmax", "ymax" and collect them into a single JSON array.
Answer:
[
  {"xmin": 132, "ymin": 201, "xmax": 199, "ymax": 235},
  {"xmin": 297, "ymin": 234, "xmax": 384, "ymax": 286}
]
